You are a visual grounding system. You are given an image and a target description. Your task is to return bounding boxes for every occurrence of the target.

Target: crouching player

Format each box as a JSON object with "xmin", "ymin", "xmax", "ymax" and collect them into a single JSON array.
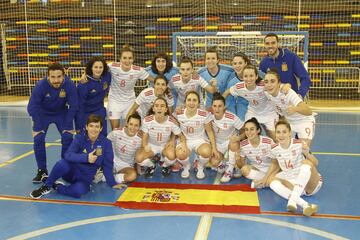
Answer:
[
  {"xmin": 103, "ymin": 113, "xmax": 142, "ymax": 184},
  {"xmin": 208, "ymin": 93, "xmax": 244, "ymax": 182},
  {"xmin": 135, "ymin": 97, "xmax": 185, "ymax": 177},
  {"xmin": 30, "ymin": 114, "xmax": 124, "ymax": 199},
  {"xmin": 235, "ymin": 118, "xmax": 274, "ymax": 187}
]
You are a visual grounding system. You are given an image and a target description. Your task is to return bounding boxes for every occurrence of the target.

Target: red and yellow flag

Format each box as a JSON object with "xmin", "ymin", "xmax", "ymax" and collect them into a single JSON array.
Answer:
[{"xmin": 115, "ymin": 182, "xmax": 260, "ymax": 214}]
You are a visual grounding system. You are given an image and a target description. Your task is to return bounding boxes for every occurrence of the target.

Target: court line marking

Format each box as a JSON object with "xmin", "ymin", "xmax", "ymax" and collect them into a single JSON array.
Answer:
[
  {"xmin": 0, "ymin": 144, "xmax": 56, "ymax": 168},
  {"xmin": 0, "ymin": 194, "xmax": 359, "ymax": 221},
  {"xmin": 6, "ymin": 211, "xmax": 349, "ymax": 240},
  {"xmin": 194, "ymin": 172, "xmax": 222, "ymax": 239},
  {"xmin": 313, "ymin": 152, "xmax": 360, "ymax": 157}
]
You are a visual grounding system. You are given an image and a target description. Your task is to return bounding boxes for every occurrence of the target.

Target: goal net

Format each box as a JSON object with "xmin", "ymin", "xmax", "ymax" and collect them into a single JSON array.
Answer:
[{"xmin": 172, "ymin": 31, "xmax": 308, "ymax": 68}]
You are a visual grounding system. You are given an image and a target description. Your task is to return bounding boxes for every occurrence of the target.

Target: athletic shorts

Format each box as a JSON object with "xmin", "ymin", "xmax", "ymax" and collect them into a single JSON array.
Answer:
[{"xmin": 107, "ymin": 99, "xmax": 135, "ymax": 120}]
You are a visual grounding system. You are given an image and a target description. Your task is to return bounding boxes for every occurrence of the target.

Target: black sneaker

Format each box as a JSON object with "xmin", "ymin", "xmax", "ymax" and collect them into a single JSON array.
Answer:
[
  {"xmin": 145, "ymin": 166, "xmax": 156, "ymax": 178},
  {"xmin": 30, "ymin": 185, "xmax": 51, "ymax": 199},
  {"xmin": 151, "ymin": 154, "xmax": 161, "ymax": 163},
  {"xmin": 161, "ymin": 167, "xmax": 171, "ymax": 177},
  {"xmin": 32, "ymin": 169, "xmax": 48, "ymax": 184}
]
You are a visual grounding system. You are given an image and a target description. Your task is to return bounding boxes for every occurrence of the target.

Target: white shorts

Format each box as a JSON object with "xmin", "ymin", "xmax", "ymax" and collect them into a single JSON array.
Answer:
[
  {"xmin": 290, "ymin": 120, "xmax": 316, "ymax": 140},
  {"xmin": 114, "ymin": 158, "xmax": 134, "ymax": 172},
  {"xmin": 177, "ymin": 138, "xmax": 208, "ymax": 152},
  {"xmin": 216, "ymin": 140, "xmax": 230, "ymax": 155},
  {"xmin": 245, "ymin": 111, "xmax": 278, "ymax": 131},
  {"xmin": 149, "ymin": 143, "xmax": 165, "ymax": 156},
  {"xmin": 247, "ymin": 168, "xmax": 266, "ymax": 180},
  {"xmin": 107, "ymin": 99, "xmax": 135, "ymax": 120},
  {"xmin": 276, "ymin": 171, "xmax": 323, "ymax": 196},
  {"xmin": 305, "ymin": 174, "xmax": 323, "ymax": 196}
]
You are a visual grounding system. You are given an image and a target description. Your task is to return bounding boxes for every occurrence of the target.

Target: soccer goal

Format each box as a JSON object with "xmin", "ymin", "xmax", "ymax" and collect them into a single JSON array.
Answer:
[{"xmin": 171, "ymin": 31, "xmax": 309, "ymax": 68}]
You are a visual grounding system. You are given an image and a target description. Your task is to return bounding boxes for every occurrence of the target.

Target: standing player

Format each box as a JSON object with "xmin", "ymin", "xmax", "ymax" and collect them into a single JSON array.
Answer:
[
  {"xmin": 107, "ymin": 46, "xmax": 153, "ymax": 130},
  {"xmin": 30, "ymin": 114, "xmax": 124, "ymax": 199},
  {"xmin": 175, "ymin": 91, "xmax": 220, "ymax": 179},
  {"xmin": 266, "ymin": 120, "xmax": 322, "ymax": 216},
  {"xmin": 106, "ymin": 113, "xmax": 142, "ymax": 184},
  {"xmin": 224, "ymin": 118, "xmax": 274, "ymax": 185},
  {"xmin": 209, "ymin": 93, "xmax": 244, "ymax": 180},
  {"xmin": 126, "ymin": 75, "xmax": 174, "ymax": 119},
  {"xmin": 198, "ymin": 47, "xmax": 233, "ymax": 110},
  {"xmin": 171, "ymin": 56, "xmax": 217, "ymax": 108},
  {"xmin": 27, "ymin": 63, "xmax": 78, "ymax": 183},
  {"xmin": 226, "ymin": 52, "xmax": 250, "ymax": 120},
  {"xmin": 145, "ymin": 52, "xmax": 179, "ymax": 106},
  {"xmin": 135, "ymin": 97, "xmax": 184, "ymax": 177},
  {"xmin": 263, "ymin": 69, "xmax": 315, "ymax": 147},
  {"xmin": 75, "ymin": 57, "xmax": 111, "ymax": 136},
  {"xmin": 223, "ymin": 65, "xmax": 279, "ymax": 140},
  {"xmin": 259, "ymin": 33, "xmax": 311, "ymax": 99}
]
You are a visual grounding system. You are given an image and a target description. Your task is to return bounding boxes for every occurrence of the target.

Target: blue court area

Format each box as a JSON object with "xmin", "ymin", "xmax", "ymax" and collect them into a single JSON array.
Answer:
[{"xmin": 0, "ymin": 106, "xmax": 359, "ymax": 240}]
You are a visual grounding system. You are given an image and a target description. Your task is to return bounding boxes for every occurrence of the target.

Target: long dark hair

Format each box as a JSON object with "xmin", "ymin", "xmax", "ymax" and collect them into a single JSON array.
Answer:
[
  {"xmin": 85, "ymin": 57, "xmax": 109, "ymax": 77},
  {"xmin": 151, "ymin": 52, "xmax": 173, "ymax": 74},
  {"xmin": 244, "ymin": 117, "xmax": 262, "ymax": 135},
  {"xmin": 146, "ymin": 97, "xmax": 170, "ymax": 116}
]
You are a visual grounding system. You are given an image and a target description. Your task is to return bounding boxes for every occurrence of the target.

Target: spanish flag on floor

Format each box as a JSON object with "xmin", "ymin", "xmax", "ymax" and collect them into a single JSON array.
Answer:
[{"xmin": 115, "ymin": 182, "xmax": 260, "ymax": 214}]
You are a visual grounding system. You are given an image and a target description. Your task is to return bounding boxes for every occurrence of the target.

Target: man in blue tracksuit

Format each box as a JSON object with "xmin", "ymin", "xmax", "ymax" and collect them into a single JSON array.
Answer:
[
  {"xmin": 30, "ymin": 114, "xmax": 123, "ymax": 199},
  {"xmin": 75, "ymin": 57, "xmax": 111, "ymax": 136},
  {"xmin": 27, "ymin": 63, "xmax": 78, "ymax": 183},
  {"xmin": 259, "ymin": 33, "xmax": 311, "ymax": 99}
]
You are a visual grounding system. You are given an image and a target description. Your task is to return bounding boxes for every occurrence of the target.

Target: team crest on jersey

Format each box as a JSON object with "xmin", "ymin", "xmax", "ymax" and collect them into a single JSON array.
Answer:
[
  {"xmin": 130, "ymin": 75, "xmax": 133, "ymax": 79},
  {"xmin": 262, "ymin": 149, "xmax": 267, "ymax": 155},
  {"xmin": 45, "ymin": 93, "xmax": 50, "ymax": 97},
  {"xmin": 103, "ymin": 82, "xmax": 108, "ymax": 90},
  {"xmin": 109, "ymin": 111, "xmax": 112, "ymax": 117},
  {"xmin": 165, "ymin": 127, "xmax": 170, "ymax": 131},
  {"xmin": 292, "ymin": 150, "xmax": 297, "ymax": 156},
  {"xmin": 280, "ymin": 98, "xmax": 285, "ymax": 104},
  {"xmin": 91, "ymin": 89, "xmax": 96, "ymax": 93},
  {"xmin": 196, "ymin": 121, "xmax": 200, "ymax": 126},
  {"xmin": 281, "ymin": 62, "xmax": 288, "ymax": 72},
  {"xmin": 83, "ymin": 149, "xmax": 87, "ymax": 153},
  {"xmin": 223, "ymin": 123, "xmax": 228, "ymax": 128},
  {"xmin": 59, "ymin": 89, "xmax": 66, "ymax": 98}
]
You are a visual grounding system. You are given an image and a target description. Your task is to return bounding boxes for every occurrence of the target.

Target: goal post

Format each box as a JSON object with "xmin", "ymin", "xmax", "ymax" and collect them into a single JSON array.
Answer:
[{"xmin": 171, "ymin": 31, "xmax": 309, "ymax": 69}]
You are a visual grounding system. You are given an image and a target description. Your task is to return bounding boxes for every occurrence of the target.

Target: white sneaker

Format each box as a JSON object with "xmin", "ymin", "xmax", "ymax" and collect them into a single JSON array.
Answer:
[
  {"xmin": 303, "ymin": 204, "xmax": 318, "ymax": 217},
  {"xmin": 286, "ymin": 200, "xmax": 298, "ymax": 213},
  {"xmin": 196, "ymin": 167, "xmax": 205, "ymax": 179},
  {"xmin": 233, "ymin": 168, "xmax": 242, "ymax": 178},
  {"xmin": 181, "ymin": 166, "xmax": 190, "ymax": 179},
  {"xmin": 216, "ymin": 161, "xmax": 226, "ymax": 174},
  {"xmin": 220, "ymin": 172, "xmax": 232, "ymax": 183},
  {"xmin": 250, "ymin": 181, "xmax": 264, "ymax": 189},
  {"xmin": 93, "ymin": 169, "xmax": 104, "ymax": 184}
]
